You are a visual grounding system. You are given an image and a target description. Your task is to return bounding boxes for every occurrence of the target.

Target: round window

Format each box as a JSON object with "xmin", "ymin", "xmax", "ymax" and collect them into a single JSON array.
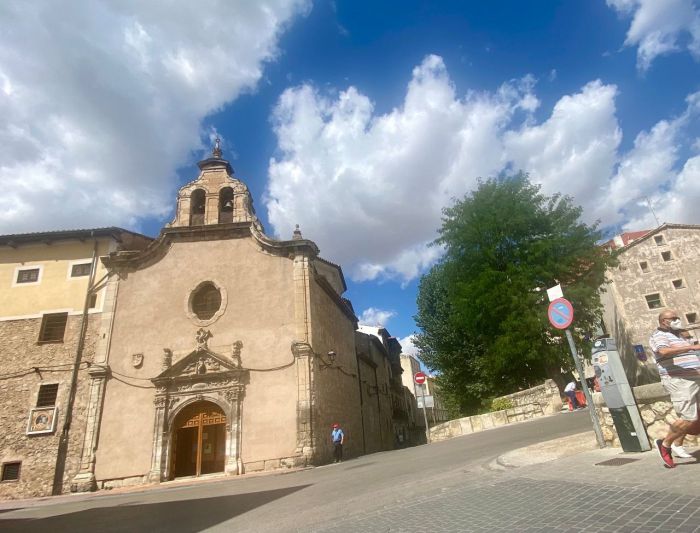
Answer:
[{"xmin": 191, "ymin": 282, "xmax": 222, "ymax": 320}]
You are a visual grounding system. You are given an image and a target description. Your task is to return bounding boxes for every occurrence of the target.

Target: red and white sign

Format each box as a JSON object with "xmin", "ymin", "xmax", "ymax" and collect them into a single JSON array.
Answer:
[
  {"xmin": 414, "ymin": 371, "xmax": 427, "ymax": 385},
  {"xmin": 548, "ymin": 298, "xmax": 574, "ymax": 330}
]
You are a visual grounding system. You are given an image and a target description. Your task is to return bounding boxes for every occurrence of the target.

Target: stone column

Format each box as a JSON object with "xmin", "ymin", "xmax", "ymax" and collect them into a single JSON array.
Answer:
[
  {"xmin": 292, "ymin": 342, "xmax": 314, "ymax": 464},
  {"xmin": 147, "ymin": 394, "xmax": 169, "ymax": 483},
  {"xmin": 225, "ymin": 386, "xmax": 244, "ymax": 475},
  {"xmin": 70, "ymin": 364, "xmax": 109, "ymax": 492}
]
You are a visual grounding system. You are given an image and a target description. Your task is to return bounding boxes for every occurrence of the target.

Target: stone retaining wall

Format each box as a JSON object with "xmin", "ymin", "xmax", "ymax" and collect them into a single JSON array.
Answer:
[
  {"xmin": 430, "ymin": 380, "xmax": 563, "ymax": 442},
  {"xmin": 593, "ymin": 382, "xmax": 698, "ymax": 448}
]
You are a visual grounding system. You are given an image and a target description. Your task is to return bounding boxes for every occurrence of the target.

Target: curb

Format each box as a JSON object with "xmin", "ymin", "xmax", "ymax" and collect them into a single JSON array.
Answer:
[{"xmin": 487, "ymin": 431, "xmax": 598, "ymax": 471}]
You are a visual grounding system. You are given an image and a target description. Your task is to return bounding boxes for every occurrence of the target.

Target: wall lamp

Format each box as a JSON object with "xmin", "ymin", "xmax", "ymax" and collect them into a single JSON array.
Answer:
[{"xmin": 319, "ymin": 350, "xmax": 337, "ymax": 370}]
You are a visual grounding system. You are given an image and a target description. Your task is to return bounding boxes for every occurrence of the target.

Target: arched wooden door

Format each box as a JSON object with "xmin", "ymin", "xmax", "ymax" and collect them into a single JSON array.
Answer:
[{"xmin": 171, "ymin": 401, "xmax": 226, "ymax": 478}]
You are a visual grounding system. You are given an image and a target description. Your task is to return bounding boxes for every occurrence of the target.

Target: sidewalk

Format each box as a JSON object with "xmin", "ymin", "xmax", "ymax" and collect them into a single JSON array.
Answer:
[{"xmin": 494, "ymin": 431, "xmax": 700, "ymax": 498}]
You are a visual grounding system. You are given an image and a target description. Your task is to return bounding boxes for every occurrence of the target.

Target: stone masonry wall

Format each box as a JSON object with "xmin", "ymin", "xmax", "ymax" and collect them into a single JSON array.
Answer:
[
  {"xmin": 430, "ymin": 380, "xmax": 563, "ymax": 442},
  {"xmin": 593, "ymin": 382, "xmax": 697, "ymax": 448},
  {"xmin": 0, "ymin": 315, "xmax": 99, "ymax": 500}
]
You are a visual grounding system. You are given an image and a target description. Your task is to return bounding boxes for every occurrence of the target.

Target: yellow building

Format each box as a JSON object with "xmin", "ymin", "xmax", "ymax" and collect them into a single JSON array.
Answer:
[{"xmin": 0, "ymin": 228, "xmax": 151, "ymax": 499}]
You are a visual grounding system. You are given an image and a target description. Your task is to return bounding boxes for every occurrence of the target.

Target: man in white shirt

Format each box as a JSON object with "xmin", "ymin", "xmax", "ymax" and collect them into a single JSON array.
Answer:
[
  {"xmin": 649, "ymin": 309, "xmax": 700, "ymax": 468},
  {"xmin": 564, "ymin": 380, "xmax": 580, "ymax": 410}
]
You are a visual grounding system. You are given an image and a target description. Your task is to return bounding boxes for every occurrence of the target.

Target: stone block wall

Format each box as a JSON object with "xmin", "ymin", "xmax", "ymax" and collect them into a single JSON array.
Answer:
[
  {"xmin": 429, "ymin": 380, "xmax": 563, "ymax": 442},
  {"xmin": 0, "ymin": 315, "xmax": 99, "ymax": 500},
  {"xmin": 593, "ymin": 382, "xmax": 698, "ymax": 448}
]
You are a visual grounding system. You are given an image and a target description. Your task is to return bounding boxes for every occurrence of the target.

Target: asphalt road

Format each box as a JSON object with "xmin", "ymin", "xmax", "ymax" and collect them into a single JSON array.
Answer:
[{"xmin": 1, "ymin": 410, "xmax": 592, "ymax": 532}]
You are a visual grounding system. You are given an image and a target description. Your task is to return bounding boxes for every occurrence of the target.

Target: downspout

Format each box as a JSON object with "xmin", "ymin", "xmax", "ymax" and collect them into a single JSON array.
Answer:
[
  {"xmin": 355, "ymin": 351, "xmax": 367, "ymax": 455},
  {"xmin": 52, "ymin": 235, "xmax": 99, "ymax": 495}
]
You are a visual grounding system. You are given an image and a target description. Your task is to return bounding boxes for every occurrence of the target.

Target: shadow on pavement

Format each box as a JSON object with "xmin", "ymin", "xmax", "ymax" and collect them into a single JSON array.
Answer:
[{"xmin": 0, "ymin": 485, "xmax": 311, "ymax": 533}]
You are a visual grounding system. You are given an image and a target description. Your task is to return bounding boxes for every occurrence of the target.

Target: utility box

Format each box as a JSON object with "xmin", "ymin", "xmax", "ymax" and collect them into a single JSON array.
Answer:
[{"xmin": 591, "ymin": 338, "xmax": 650, "ymax": 452}]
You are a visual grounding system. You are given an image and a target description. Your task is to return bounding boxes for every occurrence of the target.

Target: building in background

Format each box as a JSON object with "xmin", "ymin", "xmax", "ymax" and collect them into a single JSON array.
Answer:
[
  {"xmin": 601, "ymin": 223, "xmax": 700, "ymax": 386},
  {"xmin": 0, "ymin": 228, "xmax": 152, "ymax": 499},
  {"xmin": 400, "ymin": 354, "xmax": 449, "ymax": 428}
]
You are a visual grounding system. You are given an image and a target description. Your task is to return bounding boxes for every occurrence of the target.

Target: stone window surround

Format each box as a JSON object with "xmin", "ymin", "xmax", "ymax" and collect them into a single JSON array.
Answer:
[
  {"xmin": 686, "ymin": 312, "xmax": 698, "ymax": 325},
  {"xmin": 644, "ymin": 292, "xmax": 663, "ymax": 310},
  {"xmin": 12, "ymin": 264, "xmax": 43, "ymax": 287},
  {"xmin": 661, "ymin": 250, "xmax": 672, "ymax": 261},
  {"xmin": 1, "ymin": 461, "xmax": 21, "ymax": 482},
  {"xmin": 671, "ymin": 278, "xmax": 685, "ymax": 289},
  {"xmin": 66, "ymin": 258, "xmax": 94, "ymax": 280},
  {"xmin": 185, "ymin": 279, "xmax": 228, "ymax": 327},
  {"xmin": 639, "ymin": 261, "xmax": 650, "ymax": 273},
  {"xmin": 654, "ymin": 234, "xmax": 665, "ymax": 245}
]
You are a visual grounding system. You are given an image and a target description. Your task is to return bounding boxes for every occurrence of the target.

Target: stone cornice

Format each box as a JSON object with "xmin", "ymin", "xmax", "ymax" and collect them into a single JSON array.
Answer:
[{"xmin": 102, "ymin": 222, "xmax": 320, "ymax": 272}]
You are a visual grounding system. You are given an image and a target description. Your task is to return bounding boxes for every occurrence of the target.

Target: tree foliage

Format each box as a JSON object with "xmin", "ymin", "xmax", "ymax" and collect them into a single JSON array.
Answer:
[{"xmin": 414, "ymin": 174, "xmax": 615, "ymax": 415}]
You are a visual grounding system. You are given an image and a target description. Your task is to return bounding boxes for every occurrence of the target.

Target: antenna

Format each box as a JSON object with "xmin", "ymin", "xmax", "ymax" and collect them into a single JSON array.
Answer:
[{"xmin": 644, "ymin": 196, "xmax": 660, "ymax": 227}]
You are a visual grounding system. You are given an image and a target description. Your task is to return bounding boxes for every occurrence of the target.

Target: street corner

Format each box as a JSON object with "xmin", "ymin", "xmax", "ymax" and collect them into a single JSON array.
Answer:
[{"xmin": 491, "ymin": 431, "xmax": 598, "ymax": 470}]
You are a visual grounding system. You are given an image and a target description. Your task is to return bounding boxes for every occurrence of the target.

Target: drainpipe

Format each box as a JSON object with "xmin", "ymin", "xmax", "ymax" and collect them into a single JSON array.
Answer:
[
  {"xmin": 52, "ymin": 234, "xmax": 99, "ymax": 495},
  {"xmin": 355, "ymin": 351, "xmax": 367, "ymax": 455}
]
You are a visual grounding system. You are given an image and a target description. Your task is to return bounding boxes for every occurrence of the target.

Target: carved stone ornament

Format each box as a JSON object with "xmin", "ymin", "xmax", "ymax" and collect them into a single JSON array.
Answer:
[
  {"xmin": 154, "ymin": 397, "xmax": 166, "ymax": 408},
  {"xmin": 162, "ymin": 349, "xmax": 173, "ymax": 370},
  {"xmin": 231, "ymin": 341, "xmax": 243, "ymax": 367},
  {"xmin": 195, "ymin": 328, "xmax": 212, "ymax": 350},
  {"xmin": 131, "ymin": 353, "xmax": 144, "ymax": 369}
]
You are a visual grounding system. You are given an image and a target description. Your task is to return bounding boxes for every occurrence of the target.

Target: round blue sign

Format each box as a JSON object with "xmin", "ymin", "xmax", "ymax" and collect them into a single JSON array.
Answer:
[{"xmin": 548, "ymin": 298, "xmax": 574, "ymax": 330}]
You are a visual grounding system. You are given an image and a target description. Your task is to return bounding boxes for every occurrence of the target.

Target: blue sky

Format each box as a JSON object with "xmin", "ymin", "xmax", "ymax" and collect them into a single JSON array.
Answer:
[{"xmin": 2, "ymin": 0, "xmax": 699, "ymax": 355}]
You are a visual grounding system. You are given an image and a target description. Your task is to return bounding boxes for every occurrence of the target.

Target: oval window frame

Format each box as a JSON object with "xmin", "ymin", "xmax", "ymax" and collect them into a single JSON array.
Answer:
[{"xmin": 185, "ymin": 280, "xmax": 227, "ymax": 326}]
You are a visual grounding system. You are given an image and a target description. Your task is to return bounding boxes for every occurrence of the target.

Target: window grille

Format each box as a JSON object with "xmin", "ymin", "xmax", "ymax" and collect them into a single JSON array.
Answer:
[
  {"xmin": 71, "ymin": 263, "xmax": 92, "ymax": 277},
  {"xmin": 17, "ymin": 268, "xmax": 39, "ymax": 283},
  {"xmin": 36, "ymin": 384, "xmax": 59, "ymax": 407},
  {"xmin": 192, "ymin": 283, "xmax": 222, "ymax": 320},
  {"xmin": 1, "ymin": 462, "xmax": 20, "ymax": 482},
  {"xmin": 38, "ymin": 313, "xmax": 68, "ymax": 343}
]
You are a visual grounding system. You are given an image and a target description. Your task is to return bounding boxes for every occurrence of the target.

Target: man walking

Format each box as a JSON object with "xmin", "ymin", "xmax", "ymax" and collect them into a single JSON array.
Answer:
[
  {"xmin": 649, "ymin": 309, "xmax": 700, "ymax": 468},
  {"xmin": 331, "ymin": 423, "xmax": 345, "ymax": 463}
]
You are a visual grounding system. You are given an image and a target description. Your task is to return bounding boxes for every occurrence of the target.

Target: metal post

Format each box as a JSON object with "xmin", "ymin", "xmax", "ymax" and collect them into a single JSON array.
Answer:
[
  {"xmin": 565, "ymin": 329, "xmax": 605, "ymax": 448},
  {"xmin": 420, "ymin": 385, "xmax": 430, "ymax": 444}
]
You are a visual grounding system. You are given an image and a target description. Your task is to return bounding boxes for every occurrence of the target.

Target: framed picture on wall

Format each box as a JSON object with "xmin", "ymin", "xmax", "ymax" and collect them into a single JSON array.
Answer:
[{"xmin": 26, "ymin": 407, "xmax": 58, "ymax": 435}]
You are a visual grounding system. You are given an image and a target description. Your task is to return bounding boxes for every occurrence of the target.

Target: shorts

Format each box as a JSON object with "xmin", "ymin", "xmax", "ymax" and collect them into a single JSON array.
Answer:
[{"xmin": 661, "ymin": 376, "xmax": 700, "ymax": 421}]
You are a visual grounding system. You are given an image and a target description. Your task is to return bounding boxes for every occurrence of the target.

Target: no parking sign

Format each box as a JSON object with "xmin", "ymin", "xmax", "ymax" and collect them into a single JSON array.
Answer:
[{"xmin": 548, "ymin": 298, "xmax": 574, "ymax": 330}]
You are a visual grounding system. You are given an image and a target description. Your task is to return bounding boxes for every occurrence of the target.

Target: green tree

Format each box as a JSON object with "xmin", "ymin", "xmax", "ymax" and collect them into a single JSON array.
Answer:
[{"xmin": 414, "ymin": 174, "xmax": 615, "ymax": 415}]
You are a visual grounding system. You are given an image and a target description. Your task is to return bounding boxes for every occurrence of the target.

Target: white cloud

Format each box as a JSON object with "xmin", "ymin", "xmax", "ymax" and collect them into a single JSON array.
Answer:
[
  {"xmin": 607, "ymin": 0, "xmax": 700, "ymax": 71},
  {"xmin": 266, "ymin": 55, "xmax": 700, "ymax": 283},
  {"xmin": 398, "ymin": 334, "xmax": 419, "ymax": 357},
  {"xmin": 0, "ymin": 0, "xmax": 309, "ymax": 234},
  {"xmin": 359, "ymin": 307, "xmax": 396, "ymax": 327}
]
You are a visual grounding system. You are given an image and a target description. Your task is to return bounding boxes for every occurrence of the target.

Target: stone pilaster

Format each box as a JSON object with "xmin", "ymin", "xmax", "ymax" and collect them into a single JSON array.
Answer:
[
  {"xmin": 71, "ymin": 274, "xmax": 120, "ymax": 493},
  {"xmin": 147, "ymin": 394, "xmax": 169, "ymax": 483},
  {"xmin": 224, "ymin": 386, "xmax": 245, "ymax": 475},
  {"xmin": 292, "ymin": 341, "xmax": 314, "ymax": 463}
]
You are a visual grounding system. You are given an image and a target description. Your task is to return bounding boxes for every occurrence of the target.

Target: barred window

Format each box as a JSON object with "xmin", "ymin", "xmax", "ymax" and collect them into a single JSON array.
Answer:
[
  {"xmin": 17, "ymin": 268, "xmax": 40, "ymax": 284},
  {"xmin": 192, "ymin": 283, "xmax": 222, "ymax": 320},
  {"xmin": 71, "ymin": 263, "xmax": 92, "ymax": 277},
  {"xmin": 36, "ymin": 384, "xmax": 59, "ymax": 407},
  {"xmin": 38, "ymin": 313, "xmax": 68, "ymax": 343},
  {"xmin": 1, "ymin": 462, "xmax": 20, "ymax": 482}
]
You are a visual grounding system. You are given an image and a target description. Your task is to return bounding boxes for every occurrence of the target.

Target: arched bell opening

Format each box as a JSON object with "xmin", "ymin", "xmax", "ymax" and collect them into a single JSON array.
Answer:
[
  {"xmin": 190, "ymin": 188, "xmax": 206, "ymax": 226},
  {"xmin": 219, "ymin": 187, "xmax": 234, "ymax": 224},
  {"xmin": 170, "ymin": 400, "xmax": 226, "ymax": 479}
]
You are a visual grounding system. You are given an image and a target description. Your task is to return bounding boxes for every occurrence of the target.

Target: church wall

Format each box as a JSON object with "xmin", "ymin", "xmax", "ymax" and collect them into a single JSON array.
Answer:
[
  {"xmin": 0, "ymin": 316, "xmax": 98, "ymax": 499},
  {"xmin": 94, "ymin": 237, "xmax": 298, "ymax": 482},
  {"xmin": 307, "ymin": 275, "xmax": 362, "ymax": 463}
]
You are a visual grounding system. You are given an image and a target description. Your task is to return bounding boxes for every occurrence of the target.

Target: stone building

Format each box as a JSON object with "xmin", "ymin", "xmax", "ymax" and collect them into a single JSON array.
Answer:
[
  {"xmin": 0, "ymin": 228, "xmax": 151, "ymax": 499},
  {"xmin": 357, "ymin": 325, "xmax": 420, "ymax": 446},
  {"xmin": 400, "ymin": 354, "xmax": 449, "ymax": 427},
  {"xmin": 601, "ymin": 223, "xmax": 700, "ymax": 386},
  {"xmin": 1, "ymin": 145, "xmax": 398, "ymax": 499}
]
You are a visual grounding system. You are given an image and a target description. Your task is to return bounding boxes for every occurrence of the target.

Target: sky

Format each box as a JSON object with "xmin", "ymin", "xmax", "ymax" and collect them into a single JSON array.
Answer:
[{"xmin": 1, "ymin": 0, "xmax": 699, "ymax": 358}]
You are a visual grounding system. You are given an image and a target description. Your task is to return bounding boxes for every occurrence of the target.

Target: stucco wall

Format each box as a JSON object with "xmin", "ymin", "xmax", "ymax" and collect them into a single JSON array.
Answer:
[
  {"xmin": 0, "ymin": 316, "xmax": 99, "ymax": 499},
  {"xmin": 308, "ymin": 273, "xmax": 362, "ymax": 463},
  {"xmin": 95, "ymin": 237, "xmax": 298, "ymax": 482}
]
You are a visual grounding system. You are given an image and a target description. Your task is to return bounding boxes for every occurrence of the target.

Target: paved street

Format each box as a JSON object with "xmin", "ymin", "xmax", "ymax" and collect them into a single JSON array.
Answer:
[{"xmin": 3, "ymin": 411, "xmax": 700, "ymax": 532}]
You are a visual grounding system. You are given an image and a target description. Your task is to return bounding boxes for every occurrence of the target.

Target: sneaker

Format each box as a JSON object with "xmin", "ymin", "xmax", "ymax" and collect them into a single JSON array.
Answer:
[
  {"xmin": 655, "ymin": 439, "xmax": 675, "ymax": 468},
  {"xmin": 671, "ymin": 444, "xmax": 693, "ymax": 458}
]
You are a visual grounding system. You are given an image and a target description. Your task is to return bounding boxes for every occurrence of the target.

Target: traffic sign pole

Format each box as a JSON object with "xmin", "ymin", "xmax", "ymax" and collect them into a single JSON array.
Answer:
[
  {"xmin": 414, "ymin": 372, "xmax": 431, "ymax": 444},
  {"xmin": 547, "ymin": 295, "xmax": 605, "ymax": 449},
  {"xmin": 565, "ymin": 328, "xmax": 605, "ymax": 448}
]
